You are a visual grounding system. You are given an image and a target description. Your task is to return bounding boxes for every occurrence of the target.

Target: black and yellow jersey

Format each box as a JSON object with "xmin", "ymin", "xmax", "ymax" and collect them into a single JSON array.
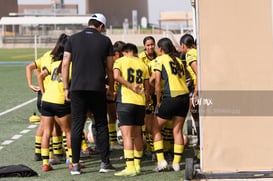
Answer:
[
  {"xmin": 153, "ymin": 54, "xmax": 189, "ymax": 97},
  {"xmin": 113, "ymin": 56, "xmax": 149, "ymax": 105}
]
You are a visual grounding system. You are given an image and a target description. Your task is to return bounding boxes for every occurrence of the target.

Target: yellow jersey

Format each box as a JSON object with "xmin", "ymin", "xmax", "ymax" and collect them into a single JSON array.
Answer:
[
  {"xmin": 42, "ymin": 61, "xmax": 72, "ymax": 104},
  {"xmin": 35, "ymin": 50, "xmax": 53, "ymax": 89},
  {"xmin": 113, "ymin": 56, "xmax": 149, "ymax": 105},
  {"xmin": 186, "ymin": 48, "xmax": 197, "ymax": 67},
  {"xmin": 139, "ymin": 51, "xmax": 157, "ymax": 66},
  {"xmin": 153, "ymin": 54, "xmax": 189, "ymax": 97}
]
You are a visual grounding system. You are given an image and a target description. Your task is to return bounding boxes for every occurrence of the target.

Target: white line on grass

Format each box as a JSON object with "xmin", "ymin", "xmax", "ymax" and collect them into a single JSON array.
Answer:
[
  {"xmin": 20, "ymin": 129, "xmax": 31, "ymax": 134},
  {"xmin": 0, "ymin": 97, "xmax": 37, "ymax": 117},
  {"xmin": 28, "ymin": 124, "xmax": 38, "ymax": 129},
  {"xmin": 0, "ymin": 146, "xmax": 3, "ymax": 150},
  {"xmin": 2, "ymin": 140, "xmax": 14, "ymax": 145},
  {"xmin": 11, "ymin": 134, "xmax": 22, "ymax": 140}
]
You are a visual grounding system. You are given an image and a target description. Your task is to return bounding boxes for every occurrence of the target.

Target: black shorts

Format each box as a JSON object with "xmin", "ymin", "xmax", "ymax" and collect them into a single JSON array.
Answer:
[
  {"xmin": 157, "ymin": 94, "xmax": 189, "ymax": 120},
  {"xmin": 37, "ymin": 91, "xmax": 42, "ymax": 113},
  {"xmin": 41, "ymin": 101, "xmax": 71, "ymax": 118},
  {"xmin": 117, "ymin": 103, "xmax": 145, "ymax": 126}
]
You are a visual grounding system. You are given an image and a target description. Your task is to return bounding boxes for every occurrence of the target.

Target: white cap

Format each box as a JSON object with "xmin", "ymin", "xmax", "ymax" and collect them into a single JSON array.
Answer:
[{"xmin": 90, "ymin": 13, "xmax": 106, "ymax": 26}]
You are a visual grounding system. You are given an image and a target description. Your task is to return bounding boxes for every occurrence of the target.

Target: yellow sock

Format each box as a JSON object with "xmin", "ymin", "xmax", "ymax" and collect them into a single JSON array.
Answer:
[
  {"xmin": 52, "ymin": 136, "xmax": 63, "ymax": 155},
  {"xmin": 154, "ymin": 140, "xmax": 164, "ymax": 162},
  {"xmin": 134, "ymin": 150, "xmax": 143, "ymax": 170},
  {"xmin": 41, "ymin": 148, "xmax": 49, "ymax": 165},
  {"xmin": 124, "ymin": 149, "xmax": 135, "ymax": 170},
  {"xmin": 62, "ymin": 133, "xmax": 68, "ymax": 157},
  {"xmin": 81, "ymin": 133, "xmax": 88, "ymax": 151},
  {"xmin": 163, "ymin": 121, "xmax": 173, "ymax": 152},
  {"xmin": 49, "ymin": 138, "xmax": 53, "ymax": 159},
  {"xmin": 68, "ymin": 148, "xmax": 72, "ymax": 163},
  {"xmin": 108, "ymin": 123, "xmax": 117, "ymax": 145},
  {"xmin": 145, "ymin": 134, "xmax": 152, "ymax": 152},
  {"xmin": 35, "ymin": 136, "xmax": 42, "ymax": 154},
  {"xmin": 173, "ymin": 144, "xmax": 184, "ymax": 164}
]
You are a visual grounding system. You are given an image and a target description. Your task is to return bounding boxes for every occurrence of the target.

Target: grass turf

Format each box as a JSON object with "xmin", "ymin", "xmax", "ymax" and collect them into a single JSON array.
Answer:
[{"xmin": 0, "ymin": 48, "xmax": 190, "ymax": 180}]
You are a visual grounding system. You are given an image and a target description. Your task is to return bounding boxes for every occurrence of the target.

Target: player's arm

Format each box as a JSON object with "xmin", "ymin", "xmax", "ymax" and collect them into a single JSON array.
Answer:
[
  {"xmin": 26, "ymin": 62, "xmax": 40, "ymax": 92},
  {"xmin": 37, "ymin": 68, "xmax": 49, "ymax": 94},
  {"xmin": 62, "ymin": 51, "xmax": 71, "ymax": 101},
  {"xmin": 154, "ymin": 70, "xmax": 162, "ymax": 106}
]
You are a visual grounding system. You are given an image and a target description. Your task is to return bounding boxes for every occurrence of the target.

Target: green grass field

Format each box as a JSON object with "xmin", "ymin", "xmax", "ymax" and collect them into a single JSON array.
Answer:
[{"xmin": 0, "ymin": 48, "xmax": 190, "ymax": 181}]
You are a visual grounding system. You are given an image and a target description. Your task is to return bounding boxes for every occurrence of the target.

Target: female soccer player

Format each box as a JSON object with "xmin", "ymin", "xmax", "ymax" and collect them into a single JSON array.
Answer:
[
  {"xmin": 113, "ymin": 43, "xmax": 150, "ymax": 176},
  {"xmin": 152, "ymin": 38, "xmax": 189, "ymax": 172}
]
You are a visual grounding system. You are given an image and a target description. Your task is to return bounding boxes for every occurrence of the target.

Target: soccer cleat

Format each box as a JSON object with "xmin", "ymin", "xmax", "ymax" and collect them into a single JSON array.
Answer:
[
  {"xmin": 68, "ymin": 163, "xmax": 85, "ymax": 170},
  {"xmin": 29, "ymin": 112, "xmax": 40, "ymax": 123},
  {"xmin": 34, "ymin": 153, "xmax": 42, "ymax": 161},
  {"xmin": 99, "ymin": 162, "xmax": 116, "ymax": 173},
  {"xmin": 42, "ymin": 164, "xmax": 53, "ymax": 172},
  {"xmin": 172, "ymin": 163, "xmax": 180, "ymax": 171},
  {"xmin": 135, "ymin": 165, "xmax": 141, "ymax": 174},
  {"xmin": 153, "ymin": 159, "xmax": 168, "ymax": 172},
  {"xmin": 114, "ymin": 168, "xmax": 137, "ymax": 176},
  {"xmin": 70, "ymin": 164, "xmax": 81, "ymax": 175},
  {"xmin": 80, "ymin": 147, "xmax": 98, "ymax": 158}
]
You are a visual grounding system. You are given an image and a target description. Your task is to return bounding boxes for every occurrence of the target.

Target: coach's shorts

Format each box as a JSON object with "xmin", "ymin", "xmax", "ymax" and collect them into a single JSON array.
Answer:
[
  {"xmin": 41, "ymin": 101, "xmax": 71, "ymax": 118},
  {"xmin": 117, "ymin": 103, "xmax": 145, "ymax": 126},
  {"xmin": 157, "ymin": 94, "xmax": 189, "ymax": 120}
]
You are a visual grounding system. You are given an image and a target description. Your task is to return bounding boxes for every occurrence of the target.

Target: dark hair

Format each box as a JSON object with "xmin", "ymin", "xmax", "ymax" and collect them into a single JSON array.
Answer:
[
  {"xmin": 51, "ymin": 33, "xmax": 69, "ymax": 62},
  {"xmin": 143, "ymin": 36, "xmax": 155, "ymax": 45},
  {"xmin": 122, "ymin": 43, "xmax": 138, "ymax": 54},
  {"xmin": 50, "ymin": 33, "xmax": 69, "ymax": 73},
  {"xmin": 157, "ymin": 37, "xmax": 183, "ymax": 78},
  {"xmin": 180, "ymin": 33, "xmax": 195, "ymax": 48},
  {"xmin": 88, "ymin": 19, "xmax": 104, "ymax": 29},
  {"xmin": 113, "ymin": 41, "xmax": 126, "ymax": 57}
]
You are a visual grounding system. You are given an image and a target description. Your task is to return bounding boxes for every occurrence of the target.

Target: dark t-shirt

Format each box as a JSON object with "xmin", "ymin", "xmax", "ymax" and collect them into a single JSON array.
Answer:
[{"xmin": 64, "ymin": 28, "xmax": 113, "ymax": 91}]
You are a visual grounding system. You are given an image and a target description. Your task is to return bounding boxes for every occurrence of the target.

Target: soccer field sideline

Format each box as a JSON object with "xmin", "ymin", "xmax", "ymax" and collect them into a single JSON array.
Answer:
[{"xmin": 0, "ymin": 64, "xmax": 188, "ymax": 180}]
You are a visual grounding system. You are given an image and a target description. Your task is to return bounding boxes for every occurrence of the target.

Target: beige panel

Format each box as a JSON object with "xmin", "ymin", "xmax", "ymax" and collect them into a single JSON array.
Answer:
[
  {"xmin": 198, "ymin": 0, "xmax": 273, "ymax": 90},
  {"xmin": 198, "ymin": 0, "xmax": 273, "ymax": 172}
]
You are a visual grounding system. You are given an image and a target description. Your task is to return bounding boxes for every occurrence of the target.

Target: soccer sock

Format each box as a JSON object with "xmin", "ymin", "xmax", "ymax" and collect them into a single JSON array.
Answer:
[
  {"xmin": 68, "ymin": 148, "xmax": 72, "ymax": 163},
  {"xmin": 163, "ymin": 121, "xmax": 173, "ymax": 152},
  {"xmin": 124, "ymin": 149, "xmax": 135, "ymax": 171},
  {"xmin": 145, "ymin": 133, "xmax": 152, "ymax": 152},
  {"xmin": 62, "ymin": 133, "xmax": 68, "ymax": 158},
  {"xmin": 49, "ymin": 137, "xmax": 53, "ymax": 159},
  {"xmin": 52, "ymin": 136, "xmax": 63, "ymax": 156},
  {"xmin": 35, "ymin": 136, "xmax": 42, "ymax": 156},
  {"xmin": 81, "ymin": 132, "xmax": 88, "ymax": 151},
  {"xmin": 134, "ymin": 150, "xmax": 143, "ymax": 170},
  {"xmin": 173, "ymin": 144, "xmax": 184, "ymax": 164},
  {"xmin": 108, "ymin": 123, "xmax": 117, "ymax": 145},
  {"xmin": 41, "ymin": 148, "xmax": 50, "ymax": 165},
  {"xmin": 154, "ymin": 140, "xmax": 164, "ymax": 162}
]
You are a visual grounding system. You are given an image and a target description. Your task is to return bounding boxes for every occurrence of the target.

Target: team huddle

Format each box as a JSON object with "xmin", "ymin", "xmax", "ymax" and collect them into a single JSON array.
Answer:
[{"xmin": 25, "ymin": 13, "xmax": 198, "ymax": 176}]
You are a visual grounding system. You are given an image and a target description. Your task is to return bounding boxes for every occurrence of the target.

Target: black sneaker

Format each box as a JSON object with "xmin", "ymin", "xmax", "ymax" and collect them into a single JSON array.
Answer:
[
  {"xmin": 70, "ymin": 164, "xmax": 81, "ymax": 175},
  {"xmin": 99, "ymin": 162, "xmax": 116, "ymax": 173},
  {"xmin": 34, "ymin": 153, "xmax": 42, "ymax": 161}
]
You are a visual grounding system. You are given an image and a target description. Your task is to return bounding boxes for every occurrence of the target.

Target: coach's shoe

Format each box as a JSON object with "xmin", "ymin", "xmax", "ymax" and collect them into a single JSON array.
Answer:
[
  {"xmin": 68, "ymin": 163, "xmax": 85, "ymax": 170},
  {"xmin": 114, "ymin": 167, "xmax": 137, "ymax": 176},
  {"xmin": 153, "ymin": 159, "xmax": 168, "ymax": 172},
  {"xmin": 99, "ymin": 162, "xmax": 116, "ymax": 173},
  {"xmin": 70, "ymin": 164, "xmax": 81, "ymax": 175},
  {"xmin": 42, "ymin": 164, "xmax": 53, "ymax": 172},
  {"xmin": 29, "ymin": 112, "xmax": 40, "ymax": 123}
]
